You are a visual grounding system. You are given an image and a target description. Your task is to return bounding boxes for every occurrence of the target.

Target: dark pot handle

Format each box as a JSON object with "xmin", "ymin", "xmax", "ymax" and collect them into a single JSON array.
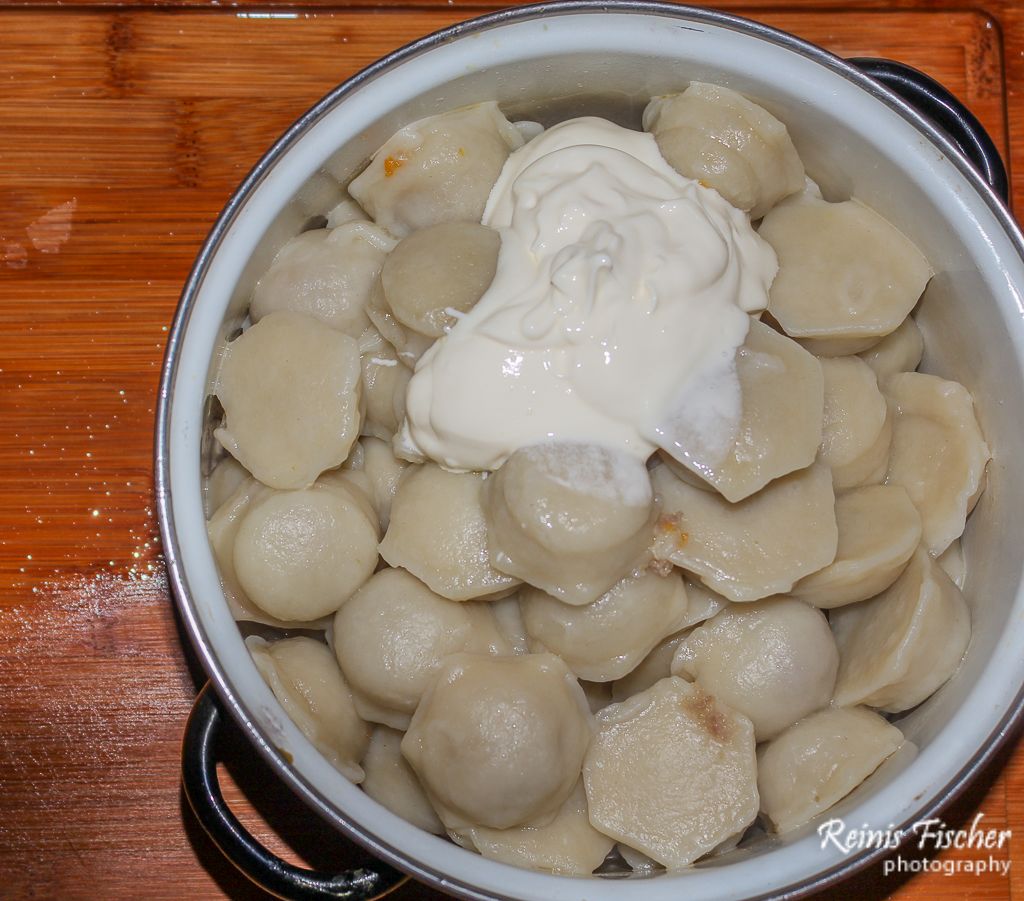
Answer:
[
  {"xmin": 182, "ymin": 683, "xmax": 407, "ymax": 900},
  {"xmin": 849, "ymin": 57, "xmax": 1009, "ymax": 203}
]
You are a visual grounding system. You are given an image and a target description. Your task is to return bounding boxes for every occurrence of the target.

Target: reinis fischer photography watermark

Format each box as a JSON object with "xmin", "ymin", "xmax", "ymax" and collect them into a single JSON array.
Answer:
[{"xmin": 818, "ymin": 813, "xmax": 1012, "ymax": 878}]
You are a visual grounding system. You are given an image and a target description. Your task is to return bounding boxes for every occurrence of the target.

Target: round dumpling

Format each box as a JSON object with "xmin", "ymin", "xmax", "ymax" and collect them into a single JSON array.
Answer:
[
  {"xmin": 347, "ymin": 436, "xmax": 408, "ymax": 532},
  {"xmin": 453, "ymin": 780, "xmax": 613, "ymax": 876},
  {"xmin": 760, "ymin": 194, "xmax": 931, "ymax": 352},
  {"xmin": 214, "ymin": 311, "xmax": 362, "ymax": 490},
  {"xmin": 247, "ymin": 636, "xmax": 370, "ymax": 782},
  {"xmin": 831, "ymin": 546, "xmax": 971, "ymax": 712},
  {"xmin": 884, "ymin": 372, "xmax": 990, "ymax": 555},
  {"xmin": 401, "ymin": 653, "xmax": 592, "ymax": 830},
  {"xmin": 650, "ymin": 462, "xmax": 838, "ymax": 603},
  {"xmin": 365, "ymin": 281, "xmax": 435, "ymax": 369},
  {"xmin": 757, "ymin": 706, "xmax": 906, "ymax": 834},
  {"xmin": 250, "ymin": 222, "xmax": 396, "ymax": 336},
  {"xmin": 521, "ymin": 570, "xmax": 689, "ymax": 682},
  {"xmin": 818, "ymin": 356, "xmax": 891, "ymax": 489},
  {"xmin": 232, "ymin": 477, "xmax": 379, "ymax": 622},
  {"xmin": 643, "ymin": 82, "xmax": 805, "ymax": 219},
  {"xmin": 360, "ymin": 725, "xmax": 444, "ymax": 835},
  {"xmin": 333, "ymin": 568, "xmax": 510, "ymax": 729},
  {"xmin": 671, "ymin": 597, "xmax": 838, "ymax": 740},
  {"xmin": 205, "ymin": 455, "xmax": 251, "ymax": 517},
  {"xmin": 484, "ymin": 443, "xmax": 657, "ymax": 605},
  {"xmin": 358, "ymin": 326, "xmax": 412, "ymax": 440},
  {"xmin": 792, "ymin": 484, "xmax": 921, "ymax": 608},
  {"xmin": 348, "ymin": 102, "xmax": 524, "ymax": 238},
  {"xmin": 859, "ymin": 316, "xmax": 924, "ymax": 381},
  {"xmin": 380, "ymin": 464, "xmax": 521, "ymax": 601},
  {"xmin": 381, "ymin": 222, "xmax": 500, "ymax": 337},
  {"xmin": 659, "ymin": 318, "xmax": 824, "ymax": 503},
  {"xmin": 583, "ymin": 677, "xmax": 758, "ymax": 868}
]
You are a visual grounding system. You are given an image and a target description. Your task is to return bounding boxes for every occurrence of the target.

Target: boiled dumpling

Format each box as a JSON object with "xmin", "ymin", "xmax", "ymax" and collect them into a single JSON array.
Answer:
[
  {"xmin": 247, "ymin": 636, "xmax": 370, "ymax": 782},
  {"xmin": 643, "ymin": 82, "xmax": 805, "ymax": 219},
  {"xmin": 348, "ymin": 102, "xmax": 524, "ymax": 238},
  {"xmin": 380, "ymin": 222, "xmax": 500, "ymax": 337},
  {"xmin": 380, "ymin": 464, "xmax": 522, "ymax": 601},
  {"xmin": 205, "ymin": 455, "xmax": 251, "ymax": 517},
  {"xmin": 358, "ymin": 326, "xmax": 411, "ymax": 441},
  {"xmin": 520, "ymin": 569, "xmax": 690, "ymax": 682},
  {"xmin": 402, "ymin": 653, "xmax": 592, "ymax": 830},
  {"xmin": 659, "ymin": 318, "xmax": 824, "ymax": 502},
  {"xmin": 859, "ymin": 316, "xmax": 924, "ymax": 381},
  {"xmin": 333, "ymin": 568, "xmax": 510, "ymax": 729},
  {"xmin": 484, "ymin": 443, "xmax": 657, "ymax": 605},
  {"xmin": 831, "ymin": 546, "xmax": 971, "ymax": 712},
  {"xmin": 610, "ymin": 629, "xmax": 692, "ymax": 702},
  {"xmin": 214, "ymin": 311, "xmax": 362, "ymax": 490},
  {"xmin": 757, "ymin": 706, "xmax": 906, "ymax": 833},
  {"xmin": 818, "ymin": 356, "xmax": 891, "ymax": 489},
  {"xmin": 583, "ymin": 677, "xmax": 758, "ymax": 868},
  {"xmin": 759, "ymin": 194, "xmax": 931, "ymax": 354},
  {"xmin": 250, "ymin": 222, "xmax": 396, "ymax": 336},
  {"xmin": 792, "ymin": 484, "xmax": 921, "ymax": 608},
  {"xmin": 671, "ymin": 597, "xmax": 838, "ymax": 740},
  {"xmin": 360, "ymin": 725, "xmax": 444, "ymax": 835},
  {"xmin": 232, "ymin": 476, "xmax": 379, "ymax": 622},
  {"xmin": 884, "ymin": 372, "xmax": 990, "ymax": 555},
  {"xmin": 650, "ymin": 462, "xmax": 838, "ymax": 602},
  {"xmin": 453, "ymin": 780, "xmax": 614, "ymax": 876},
  {"xmin": 347, "ymin": 436, "xmax": 408, "ymax": 532}
]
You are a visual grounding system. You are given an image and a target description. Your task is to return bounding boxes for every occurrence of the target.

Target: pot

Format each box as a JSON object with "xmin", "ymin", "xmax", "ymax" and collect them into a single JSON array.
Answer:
[{"xmin": 155, "ymin": 3, "xmax": 1024, "ymax": 899}]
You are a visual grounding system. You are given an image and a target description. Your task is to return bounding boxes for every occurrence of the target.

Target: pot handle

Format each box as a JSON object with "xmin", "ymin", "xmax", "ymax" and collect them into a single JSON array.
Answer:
[
  {"xmin": 182, "ymin": 683, "xmax": 407, "ymax": 900},
  {"xmin": 849, "ymin": 57, "xmax": 1009, "ymax": 203}
]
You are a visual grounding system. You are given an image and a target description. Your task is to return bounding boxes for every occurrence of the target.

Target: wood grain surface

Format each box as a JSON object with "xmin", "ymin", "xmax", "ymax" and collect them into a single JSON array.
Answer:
[{"xmin": 0, "ymin": 3, "xmax": 1020, "ymax": 899}]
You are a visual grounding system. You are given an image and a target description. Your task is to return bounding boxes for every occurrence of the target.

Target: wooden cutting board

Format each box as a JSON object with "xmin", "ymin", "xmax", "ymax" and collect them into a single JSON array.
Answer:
[{"xmin": 1, "ymin": 3, "xmax": 1020, "ymax": 899}]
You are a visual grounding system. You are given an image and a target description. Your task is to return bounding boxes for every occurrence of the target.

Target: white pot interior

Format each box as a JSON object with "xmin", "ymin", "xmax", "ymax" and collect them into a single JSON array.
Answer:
[{"xmin": 163, "ymin": 6, "xmax": 1024, "ymax": 900}]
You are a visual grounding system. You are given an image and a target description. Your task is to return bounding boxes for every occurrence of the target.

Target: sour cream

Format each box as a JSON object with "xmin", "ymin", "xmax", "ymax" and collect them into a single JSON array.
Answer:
[{"xmin": 398, "ymin": 117, "xmax": 778, "ymax": 472}]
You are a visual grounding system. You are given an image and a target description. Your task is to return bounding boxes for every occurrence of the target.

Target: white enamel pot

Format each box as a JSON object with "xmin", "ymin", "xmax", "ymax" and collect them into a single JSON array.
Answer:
[{"xmin": 155, "ymin": 3, "xmax": 1024, "ymax": 899}]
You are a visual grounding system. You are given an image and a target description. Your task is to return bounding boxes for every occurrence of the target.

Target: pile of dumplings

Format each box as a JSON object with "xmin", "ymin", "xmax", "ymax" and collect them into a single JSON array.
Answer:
[{"xmin": 205, "ymin": 83, "xmax": 991, "ymax": 876}]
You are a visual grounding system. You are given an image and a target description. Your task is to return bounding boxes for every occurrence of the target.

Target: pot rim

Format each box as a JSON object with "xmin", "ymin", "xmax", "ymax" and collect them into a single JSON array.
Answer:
[{"xmin": 155, "ymin": 3, "xmax": 1024, "ymax": 899}]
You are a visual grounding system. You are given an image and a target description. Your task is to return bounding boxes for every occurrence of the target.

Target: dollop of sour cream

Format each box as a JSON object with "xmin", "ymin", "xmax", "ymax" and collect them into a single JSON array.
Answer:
[{"xmin": 398, "ymin": 117, "xmax": 778, "ymax": 472}]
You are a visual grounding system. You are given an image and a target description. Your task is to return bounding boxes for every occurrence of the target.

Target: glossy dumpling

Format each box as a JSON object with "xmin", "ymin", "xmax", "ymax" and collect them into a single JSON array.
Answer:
[
  {"xmin": 584, "ymin": 677, "xmax": 758, "ymax": 868},
  {"xmin": 610, "ymin": 629, "xmax": 691, "ymax": 702},
  {"xmin": 214, "ymin": 311, "xmax": 362, "ymax": 490},
  {"xmin": 380, "ymin": 464, "xmax": 522, "ymax": 601},
  {"xmin": 484, "ymin": 443, "xmax": 657, "ymax": 605},
  {"xmin": 402, "ymin": 653, "xmax": 592, "ymax": 830},
  {"xmin": 672, "ymin": 597, "xmax": 837, "ymax": 740},
  {"xmin": 333, "ymin": 568, "xmax": 510, "ymax": 729},
  {"xmin": 364, "ymin": 281, "xmax": 433, "ymax": 370},
  {"xmin": 360, "ymin": 725, "xmax": 444, "ymax": 835},
  {"xmin": 757, "ymin": 706, "xmax": 906, "ymax": 834},
  {"xmin": 250, "ymin": 222, "xmax": 396, "ymax": 337},
  {"xmin": 232, "ymin": 477, "xmax": 379, "ymax": 622},
  {"xmin": 884, "ymin": 372, "xmax": 990, "ymax": 555},
  {"xmin": 760, "ymin": 195, "xmax": 931, "ymax": 351},
  {"xmin": 358, "ymin": 326, "xmax": 412, "ymax": 441},
  {"xmin": 792, "ymin": 484, "xmax": 921, "ymax": 608},
  {"xmin": 818, "ymin": 356, "xmax": 891, "ymax": 490},
  {"xmin": 859, "ymin": 316, "xmax": 924, "ymax": 381},
  {"xmin": 643, "ymin": 83, "xmax": 804, "ymax": 219},
  {"xmin": 381, "ymin": 222, "xmax": 500, "ymax": 337},
  {"xmin": 454, "ymin": 780, "xmax": 613, "ymax": 876},
  {"xmin": 831, "ymin": 546, "xmax": 971, "ymax": 712},
  {"xmin": 205, "ymin": 455, "xmax": 251, "ymax": 517},
  {"xmin": 660, "ymin": 319, "xmax": 823, "ymax": 502},
  {"xmin": 348, "ymin": 436, "xmax": 409, "ymax": 532},
  {"xmin": 521, "ymin": 569, "xmax": 690, "ymax": 682},
  {"xmin": 348, "ymin": 102, "xmax": 524, "ymax": 238},
  {"xmin": 247, "ymin": 636, "xmax": 370, "ymax": 782},
  {"xmin": 650, "ymin": 462, "xmax": 838, "ymax": 603}
]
